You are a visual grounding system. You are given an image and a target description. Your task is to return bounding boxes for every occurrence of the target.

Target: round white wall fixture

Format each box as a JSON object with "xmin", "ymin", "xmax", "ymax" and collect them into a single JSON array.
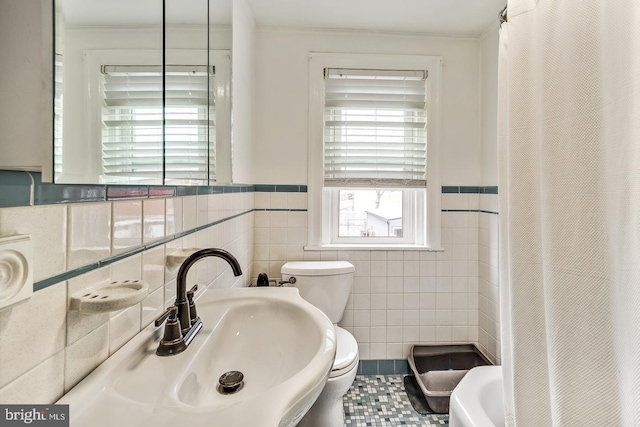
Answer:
[{"xmin": 0, "ymin": 235, "xmax": 33, "ymax": 310}]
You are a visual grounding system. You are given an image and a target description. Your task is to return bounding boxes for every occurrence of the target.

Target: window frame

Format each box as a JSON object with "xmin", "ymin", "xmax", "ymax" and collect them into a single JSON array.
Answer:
[{"xmin": 307, "ymin": 53, "xmax": 442, "ymax": 249}]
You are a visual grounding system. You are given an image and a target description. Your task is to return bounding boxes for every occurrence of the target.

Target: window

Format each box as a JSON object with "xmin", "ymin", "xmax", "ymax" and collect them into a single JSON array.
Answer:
[{"xmin": 308, "ymin": 54, "xmax": 442, "ymax": 248}]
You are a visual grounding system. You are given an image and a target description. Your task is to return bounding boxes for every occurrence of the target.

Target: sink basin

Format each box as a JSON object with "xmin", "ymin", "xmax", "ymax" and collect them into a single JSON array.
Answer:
[{"xmin": 58, "ymin": 287, "xmax": 336, "ymax": 427}]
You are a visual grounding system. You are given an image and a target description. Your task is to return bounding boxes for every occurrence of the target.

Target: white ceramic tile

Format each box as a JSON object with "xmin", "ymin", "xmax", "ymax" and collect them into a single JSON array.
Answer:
[
  {"xmin": 254, "ymin": 193, "xmax": 270, "ymax": 209},
  {"xmin": 419, "ymin": 294, "xmax": 436, "ymax": 309},
  {"xmin": 287, "ymin": 193, "xmax": 307, "ymax": 210},
  {"xmin": 67, "ymin": 268, "xmax": 110, "ymax": 345},
  {"xmin": 387, "ymin": 278, "xmax": 403, "ymax": 293},
  {"xmin": 386, "ymin": 344, "xmax": 403, "ymax": 359},
  {"xmin": 67, "ymin": 202, "xmax": 111, "ymax": 270},
  {"xmin": 112, "ymin": 200, "xmax": 142, "ymax": 255},
  {"xmin": 451, "ymin": 326, "xmax": 468, "ymax": 342},
  {"xmin": 387, "ymin": 294, "xmax": 403, "ymax": 310},
  {"xmin": 419, "ymin": 326, "xmax": 436, "ymax": 342},
  {"xmin": 269, "ymin": 245, "xmax": 287, "ymax": 261},
  {"xmin": 419, "ymin": 310, "xmax": 436, "ymax": 325},
  {"xmin": 109, "ymin": 303, "xmax": 141, "ymax": 355},
  {"xmin": 370, "ymin": 343, "xmax": 387, "ymax": 359},
  {"xmin": 64, "ymin": 323, "xmax": 109, "ymax": 392},
  {"xmin": 403, "ymin": 277, "xmax": 420, "ymax": 293},
  {"xmin": 165, "ymin": 197, "xmax": 183, "ymax": 235},
  {"xmin": 182, "ymin": 196, "xmax": 198, "ymax": 231},
  {"xmin": 0, "ymin": 282, "xmax": 67, "ymax": 387},
  {"xmin": 0, "ymin": 205, "xmax": 67, "ymax": 282},
  {"xmin": 403, "ymin": 326, "xmax": 419, "ymax": 342},
  {"xmin": 403, "ymin": 310, "xmax": 419, "ymax": 326},
  {"xmin": 141, "ymin": 287, "xmax": 164, "ymax": 328},
  {"xmin": 353, "ymin": 310, "xmax": 370, "ymax": 327},
  {"xmin": 269, "ymin": 193, "xmax": 287, "ymax": 209},
  {"xmin": 165, "ymin": 279, "xmax": 177, "ymax": 305},
  {"xmin": 419, "ymin": 251, "xmax": 436, "ymax": 261},
  {"xmin": 269, "ymin": 228, "xmax": 287, "ymax": 244},
  {"xmin": 254, "ymin": 211, "xmax": 270, "ymax": 228},
  {"xmin": 387, "ymin": 261, "xmax": 403, "ymax": 276},
  {"xmin": 387, "ymin": 310, "xmax": 402, "ymax": 326},
  {"xmin": 143, "ymin": 199, "xmax": 165, "ymax": 243},
  {"xmin": 353, "ymin": 277, "xmax": 371, "ymax": 294},
  {"xmin": 110, "ymin": 254, "xmax": 142, "ymax": 285},
  {"xmin": 420, "ymin": 277, "xmax": 437, "ymax": 293},
  {"xmin": 353, "ymin": 294, "xmax": 370, "ymax": 310},
  {"xmin": 436, "ymin": 293, "xmax": 452, "ymax": 309},
  {"xmin": 370, "ymin": 310, "xmax": 387, "ymax": 326},
  {"xmin": 370, "ymin": 326, "xmax": 386, "ymax": 343},
  {"xmin": 142, "ymin": 246, "xmax": 165, "ymax": 291},
  {"xmin": 0, "ymin": 351, "xmax": 64, "ymax": 404},
  {"xmin": 370, "ymin": 277, "xmax": 387, "ymax": 293},
  {"xmin": 386, "ymin": 326, "xmax": 402, "ymax": 343},
  {"xmin": 287, "ymin": 211, "xmax": 306, "ymax": 228}
]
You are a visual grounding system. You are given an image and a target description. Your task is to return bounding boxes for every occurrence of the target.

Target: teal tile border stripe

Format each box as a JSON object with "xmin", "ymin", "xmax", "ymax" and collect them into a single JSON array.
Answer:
[
  {"xmin": 357, "ymin": 359, "xmax": 410, "ymax": 375},
  {"xmin": 1, "ymin": 171, "xmax": 498, "ymax": 209},
  {"xmin": 443, "ymin": 209, "xmax": 499, "ymax": 215},
  {"xmin": 442, "ymin": 186, "xmax": 498, "ymax": 194}
]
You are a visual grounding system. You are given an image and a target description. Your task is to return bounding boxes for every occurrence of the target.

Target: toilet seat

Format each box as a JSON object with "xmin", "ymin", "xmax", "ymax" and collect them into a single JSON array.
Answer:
[{"xmin": 330, "ymin": 326, "xmax": 359, "ymax": 378}]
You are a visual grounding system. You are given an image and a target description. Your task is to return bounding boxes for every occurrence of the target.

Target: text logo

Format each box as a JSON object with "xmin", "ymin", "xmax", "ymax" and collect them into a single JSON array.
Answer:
[{"xmin": 0, "ymin": 406, "xmax": 68, "ymax": 426}]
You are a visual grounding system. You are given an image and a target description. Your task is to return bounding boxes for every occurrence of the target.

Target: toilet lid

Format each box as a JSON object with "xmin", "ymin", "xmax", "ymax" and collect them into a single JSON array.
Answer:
[
  {"xmin": 281, "ymin": 261, "xmax": 355, "ymax": 276},
  {"xmin": 332, "ymin": 327, "xmax": 359, "ymax": 377}
]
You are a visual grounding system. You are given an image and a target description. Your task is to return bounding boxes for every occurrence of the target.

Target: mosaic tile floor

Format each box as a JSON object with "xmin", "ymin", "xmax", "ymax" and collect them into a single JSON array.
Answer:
[{"xmin": 343, "ymin": 375, "xmax": 449, "ymax": 426}]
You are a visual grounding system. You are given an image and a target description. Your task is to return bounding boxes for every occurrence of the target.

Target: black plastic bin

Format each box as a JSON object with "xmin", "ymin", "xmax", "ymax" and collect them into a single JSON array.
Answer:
[{"xmin": 407, "ymin": 344, "xmax": 492, "ymax": 413}]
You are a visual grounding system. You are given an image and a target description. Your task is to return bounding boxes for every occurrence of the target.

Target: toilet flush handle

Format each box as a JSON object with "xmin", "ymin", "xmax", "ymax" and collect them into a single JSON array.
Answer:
[{"xmin": 278, "ymin": 277, "xmax": 296, "ymax": 286}]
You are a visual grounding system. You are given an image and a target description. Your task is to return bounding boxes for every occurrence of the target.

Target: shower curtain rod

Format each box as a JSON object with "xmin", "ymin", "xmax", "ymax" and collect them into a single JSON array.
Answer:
[{"xmin": 499, "ymin": 5, "xmax": 508, "ymax": 24}]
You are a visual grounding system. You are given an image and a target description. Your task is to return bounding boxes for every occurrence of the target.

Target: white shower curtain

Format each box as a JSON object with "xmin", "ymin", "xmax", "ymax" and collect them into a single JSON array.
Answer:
[{"xmin": 498, "ymin": 0, "xmax": 640, "ymax": 425}]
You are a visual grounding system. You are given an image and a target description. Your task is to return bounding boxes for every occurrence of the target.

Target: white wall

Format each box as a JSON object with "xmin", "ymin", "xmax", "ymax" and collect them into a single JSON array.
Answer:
[
  {"xmin": 252, "ymin": 28, "xmax": 482, "ymax": 185},
  {"xmin": 0, "ymin": 0, "xmax": 52, "ymax": 178},
  {"xmin": 478, "ymin": 23, "xmax": 500, "ymax": 362},
  {"xmin": 231, "ymin": 0, "xmax": 256, "ymax": 184},
  {"xmin": 480, "ymin": 24, "xmax": 500, "ymax": 186}
]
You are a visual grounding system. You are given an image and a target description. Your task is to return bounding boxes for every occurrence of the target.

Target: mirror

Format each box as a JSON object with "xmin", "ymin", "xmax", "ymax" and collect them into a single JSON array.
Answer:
[{"xmin": 53, "ymin": 0, "xmax": 232, "ymax": 185}]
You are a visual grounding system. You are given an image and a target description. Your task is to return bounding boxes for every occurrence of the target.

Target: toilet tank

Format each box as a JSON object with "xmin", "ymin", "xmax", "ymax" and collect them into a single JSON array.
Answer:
[{"xmin": 281, "ymin": 261, "xmax": 354, "ymax": 323}]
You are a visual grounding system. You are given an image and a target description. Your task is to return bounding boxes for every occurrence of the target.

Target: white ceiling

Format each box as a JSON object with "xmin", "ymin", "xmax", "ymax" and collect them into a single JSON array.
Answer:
[
  {"xmin": 246, "ymin": 0, "xmax": 506, "ymax": 35},
  {"xmin": 62, "ymin": 0, "xmax": 232, "ymax": 26}
]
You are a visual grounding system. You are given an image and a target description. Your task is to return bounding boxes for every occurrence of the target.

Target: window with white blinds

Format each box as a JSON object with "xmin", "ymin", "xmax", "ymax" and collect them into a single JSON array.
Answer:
[
  {"xmin": 323, "ymin": 68, "xmax": 427, "ymax": 188},
  {"xmin": 101, "ymin": 65, "xmax": 214, "ymax": 181}
]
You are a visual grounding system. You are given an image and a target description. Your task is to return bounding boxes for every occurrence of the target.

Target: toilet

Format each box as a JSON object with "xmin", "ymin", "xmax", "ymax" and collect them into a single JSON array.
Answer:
[{"xmin": 281, "ymin": 261, "xmax": 359, "ymax": 427}]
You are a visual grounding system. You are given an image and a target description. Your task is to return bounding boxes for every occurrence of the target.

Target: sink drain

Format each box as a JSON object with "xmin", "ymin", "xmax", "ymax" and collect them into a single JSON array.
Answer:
[{"xmin": 218, "ymin": 371, "xmax": 244, "ymax": 394}]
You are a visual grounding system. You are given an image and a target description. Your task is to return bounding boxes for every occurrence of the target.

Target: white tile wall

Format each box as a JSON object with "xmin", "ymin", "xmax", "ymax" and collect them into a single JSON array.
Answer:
[
  {"xmin": 0, "ymin": 188, "xmax": 499, "ymax": 403},
  {"xmin": 0, "ymin": 205, "xmax": 67, "ymax": 281},
  {"xmin": 478, "ymin": 193, "xmax": 501, "ymax": 363},
  {"xmin": 0, "ymin": 191, "xmax": 254, "ymax": 403},
  {"xmin": 252, "ymin": 191, "xmax": 485, "ymax": 361}
]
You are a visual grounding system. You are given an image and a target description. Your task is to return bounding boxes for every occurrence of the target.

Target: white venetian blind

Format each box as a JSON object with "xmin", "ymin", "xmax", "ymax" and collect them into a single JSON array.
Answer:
[
  {"xmin": 323, "ymin": 68, "xmax": 427, "ymax": 188},
  {"xmin": 101, "ymin": 65, "xmax": 215, "ymax": 181}
]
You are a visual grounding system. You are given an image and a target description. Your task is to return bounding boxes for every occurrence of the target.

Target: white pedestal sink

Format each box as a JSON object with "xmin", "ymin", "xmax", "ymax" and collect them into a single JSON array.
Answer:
[{"xmin": 58, "ymin": 287, "xmax": 336, "ymax": 427}]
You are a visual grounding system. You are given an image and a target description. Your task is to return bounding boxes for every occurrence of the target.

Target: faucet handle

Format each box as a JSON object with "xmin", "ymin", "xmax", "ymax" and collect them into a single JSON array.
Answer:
[
  {"xmin": 154, "ymin": 306, "xmax": 187, "ymax": 356},
  {"xmin": 186, "ymin": 285, "xmax": 200, "ymax": 326},
  {"xmin": 155, "ymin": 306, "xmax": 178, "ymax": 327}
]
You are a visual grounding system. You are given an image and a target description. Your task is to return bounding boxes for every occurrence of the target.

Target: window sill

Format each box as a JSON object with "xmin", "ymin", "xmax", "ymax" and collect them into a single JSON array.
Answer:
[{"xmin": 303, "ymin": 245, "xmax": 444, "ymax": 252}]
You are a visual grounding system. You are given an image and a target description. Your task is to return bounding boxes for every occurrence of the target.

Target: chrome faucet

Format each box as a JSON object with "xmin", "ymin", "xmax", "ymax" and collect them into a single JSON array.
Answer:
[{"xmin": 155, "ymin": 248, "xmax": 243, "ymax": 356}]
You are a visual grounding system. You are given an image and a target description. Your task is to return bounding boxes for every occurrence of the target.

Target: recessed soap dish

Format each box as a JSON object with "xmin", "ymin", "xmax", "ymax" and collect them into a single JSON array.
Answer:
[
  {"xmin": 70, "ymin": 280, "xmax": 149, "ymax": 314},
  {"xmin": 166, "ymin": 248, "xmax": 202, "ymax": 272}
]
